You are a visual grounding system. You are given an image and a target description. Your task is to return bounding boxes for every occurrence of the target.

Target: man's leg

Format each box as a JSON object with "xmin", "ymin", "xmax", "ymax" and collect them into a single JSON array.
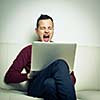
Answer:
[
  {"xmin": 27, "ymin": 59, "xmax": 76, "ymax": 100},
  {"xmin": 27, "ymin": 66, "xmax": 58, "ymax": 100},
  {"xmin": 43, "ymin": 78, "xmax": 58, "ymax": 100},
  {"xmin": 50, "ymin": 59, "xmax": 76, "ymax": 100}
]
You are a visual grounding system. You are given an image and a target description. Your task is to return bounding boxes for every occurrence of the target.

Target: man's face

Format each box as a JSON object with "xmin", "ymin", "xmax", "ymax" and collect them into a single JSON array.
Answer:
[{"xmin": 36, "ymin": 19, "xmax": 54, "ymax": 42}]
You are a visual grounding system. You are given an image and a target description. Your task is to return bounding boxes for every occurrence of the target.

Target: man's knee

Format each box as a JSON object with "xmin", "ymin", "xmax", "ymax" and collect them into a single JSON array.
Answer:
[
  {"xmin": 43, "ymin": 78, "xmax": 56, "ymax": 91},
  {"xmin": 55, "ymin": 59, "xmax": 69, "ymax": 71}
]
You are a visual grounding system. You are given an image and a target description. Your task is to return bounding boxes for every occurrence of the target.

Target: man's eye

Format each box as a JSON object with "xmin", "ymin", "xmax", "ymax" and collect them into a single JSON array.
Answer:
[
  {"xmin": 40, "ymin": 27, "xmax": 45, "ymax": 30},
  {"xmin": 48, "ymin": 27, "xmax": 53, "ymax": 30}
]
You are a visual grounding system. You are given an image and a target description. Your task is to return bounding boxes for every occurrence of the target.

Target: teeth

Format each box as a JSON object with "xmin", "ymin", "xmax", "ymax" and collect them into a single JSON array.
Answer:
[{"xmin": 43, "ymin": 35, "xmax": 49, "ymax": 38}]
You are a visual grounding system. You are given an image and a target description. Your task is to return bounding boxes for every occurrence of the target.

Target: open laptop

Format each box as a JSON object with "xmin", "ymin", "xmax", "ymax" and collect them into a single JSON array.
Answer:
[{"xmin": 31, "ymin": 41, "xmax": 77, "ymax": 72}]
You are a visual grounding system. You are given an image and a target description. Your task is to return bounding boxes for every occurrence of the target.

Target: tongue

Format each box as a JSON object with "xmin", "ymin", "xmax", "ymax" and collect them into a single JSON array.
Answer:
[{"xmin": 43, "ymin": 38, "xmax": 49, "ymax": 42}]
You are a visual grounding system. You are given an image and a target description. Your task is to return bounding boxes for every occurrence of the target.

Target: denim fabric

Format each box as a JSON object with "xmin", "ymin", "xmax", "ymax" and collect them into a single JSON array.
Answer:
[{"xmin": 27, "ymin": 59, "xmax": 76, "ymax": 100}]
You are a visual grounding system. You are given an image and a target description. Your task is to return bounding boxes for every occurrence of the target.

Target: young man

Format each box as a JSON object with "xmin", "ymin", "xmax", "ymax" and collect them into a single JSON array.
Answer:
[{"xmin": 4, "ymin": 14, "xmax": 76, "ymax": 100}]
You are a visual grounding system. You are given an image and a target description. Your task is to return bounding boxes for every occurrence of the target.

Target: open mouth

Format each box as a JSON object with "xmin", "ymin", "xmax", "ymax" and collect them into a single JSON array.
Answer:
[{"xmin": 43, "ymin": 35, "xmax": 50, "ymax": 42}]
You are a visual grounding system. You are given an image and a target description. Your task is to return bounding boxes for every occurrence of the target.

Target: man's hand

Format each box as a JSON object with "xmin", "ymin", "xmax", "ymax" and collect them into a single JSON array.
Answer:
[
  {"xmin": 27, "ymin": 71, "xmax": 39, "ymax": 80},
  {"xmin": 27, "ymin": 73, "xmax": 31, "ymax": 79}
]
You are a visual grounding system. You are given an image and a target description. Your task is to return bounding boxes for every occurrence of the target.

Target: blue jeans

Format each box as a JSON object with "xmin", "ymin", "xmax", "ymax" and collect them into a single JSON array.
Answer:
[{"xmin": 27, "ymin": 59, "xmax": 76, "ymax": 100}]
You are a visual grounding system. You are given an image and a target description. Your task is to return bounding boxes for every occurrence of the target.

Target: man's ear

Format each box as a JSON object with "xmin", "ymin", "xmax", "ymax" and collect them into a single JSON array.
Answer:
[
  {"xmin": 35, "ymin": 28, "xmax": 37, "ymax": 33},
  {"xmin": 35, "ymin": 28, "xmax": 40, "ymax": 40},
  {"xmin": 35, "ymin": 28, "xmax": 38, "ymax": 35}
]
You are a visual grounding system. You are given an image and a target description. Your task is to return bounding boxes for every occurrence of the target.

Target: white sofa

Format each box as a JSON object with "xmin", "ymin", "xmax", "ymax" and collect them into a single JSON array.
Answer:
[
  {"xmin": 74, "ymin": 45, "xmax": 100, "ymax": 100},
  {"xmin": 0, "ymin": 43, "xmax": 100, "ymax": 100}
]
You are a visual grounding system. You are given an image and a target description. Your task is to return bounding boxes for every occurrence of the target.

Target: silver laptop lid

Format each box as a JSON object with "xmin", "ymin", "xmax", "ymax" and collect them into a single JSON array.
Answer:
[{"xmin": 31, "ymin": 41, "xmax": 77, "ymax": 72}]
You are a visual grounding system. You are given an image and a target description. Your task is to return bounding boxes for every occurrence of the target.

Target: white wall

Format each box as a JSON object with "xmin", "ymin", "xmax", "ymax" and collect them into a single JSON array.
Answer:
[{"xmin": 0, "ymin": 0, "xmax": 100, "ymax": 46}]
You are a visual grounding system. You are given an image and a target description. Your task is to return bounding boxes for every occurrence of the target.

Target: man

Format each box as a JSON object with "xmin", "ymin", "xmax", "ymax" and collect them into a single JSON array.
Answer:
[{"xmin": 4, "ymin": 14, "xmax": 76, "ymax": 100}]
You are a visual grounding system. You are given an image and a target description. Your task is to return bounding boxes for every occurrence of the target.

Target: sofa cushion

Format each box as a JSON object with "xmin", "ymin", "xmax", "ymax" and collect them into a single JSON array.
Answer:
[
  {"xmin": 0, "ymin": 88, "xmax": 43, "ymax": 100},
  {"xmin": 77, "ymin": 90, "xmax": 100, "ymax": 100},
  {"xmin": 0, "ymin": 88, "xmax": 82, "ymax": 100}
]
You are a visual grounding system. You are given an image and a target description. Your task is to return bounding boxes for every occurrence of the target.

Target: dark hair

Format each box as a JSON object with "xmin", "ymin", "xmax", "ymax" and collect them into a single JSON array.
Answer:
[{"xmin": 36, "ymin": 14, "xmax": 54, "ymax": 28}]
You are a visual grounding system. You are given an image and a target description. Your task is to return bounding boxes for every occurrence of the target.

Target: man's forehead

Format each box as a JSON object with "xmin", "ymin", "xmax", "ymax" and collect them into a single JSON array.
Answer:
[
  {"xmin": 39, "ymin": 19, "xmax": 52, "ymax": 24},
  {"xmin": 38, "ymin": 19, "xmax": 53, "ymax": 27}
]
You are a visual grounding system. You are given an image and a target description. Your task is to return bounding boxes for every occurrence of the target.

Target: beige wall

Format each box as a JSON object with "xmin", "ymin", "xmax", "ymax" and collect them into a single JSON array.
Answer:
[{"xmin": 0, "ymin": 0, "xmax": 100, "ymax": 46}]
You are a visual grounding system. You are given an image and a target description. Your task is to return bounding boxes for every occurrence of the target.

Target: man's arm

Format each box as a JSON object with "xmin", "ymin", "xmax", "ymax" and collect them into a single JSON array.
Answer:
[
  {"xmin": 4, "ymin": 45, "xmax": 32, "ymax": 84},
  {"xmin": 70, "ymin": 71, "xmax": 76, "ymax": 85}
]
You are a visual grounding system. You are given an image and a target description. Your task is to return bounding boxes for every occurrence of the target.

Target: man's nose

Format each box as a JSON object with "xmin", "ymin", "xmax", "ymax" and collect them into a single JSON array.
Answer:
[{"xmin": 45, "ymin": 29, "xmax": 49, "ymax": 33}]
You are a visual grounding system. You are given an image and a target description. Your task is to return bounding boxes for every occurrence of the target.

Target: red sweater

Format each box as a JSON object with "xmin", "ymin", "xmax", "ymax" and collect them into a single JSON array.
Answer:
[{"xmin": 4, "ymin": 45, "xmax": 76, "ymax": 84}]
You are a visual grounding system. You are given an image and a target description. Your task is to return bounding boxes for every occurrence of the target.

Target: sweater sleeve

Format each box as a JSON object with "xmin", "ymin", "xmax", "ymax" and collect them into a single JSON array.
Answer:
[
  {"xmin": 4, "ymin": 45, "xmax": 32, "ymax": 84},
  {"xmin": 70, "ymin": 71, "xmax": 76, "ymax": 85}
]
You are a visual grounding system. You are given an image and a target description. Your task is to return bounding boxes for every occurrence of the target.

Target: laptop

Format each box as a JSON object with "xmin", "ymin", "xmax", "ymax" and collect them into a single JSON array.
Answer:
[{"xmin": 31, "ymin": 41, "xmax": 77, "ymax": 72}]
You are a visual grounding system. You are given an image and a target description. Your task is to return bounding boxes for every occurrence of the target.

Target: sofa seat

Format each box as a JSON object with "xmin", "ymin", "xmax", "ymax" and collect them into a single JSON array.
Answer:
[
  {"xmin": 0, "ymin": 87, "xmax": 83, "ymax": 100},
  {"xmin": 77, "ymin": 90, "xmax": 100, "ymax": 100},
  {"xmin": 0, "ymin": 87, "xmax": 82, "ymax": 100},
  {"xmin": 0, "ymin": 88, "xmax": 43, "ymax": 100}
]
